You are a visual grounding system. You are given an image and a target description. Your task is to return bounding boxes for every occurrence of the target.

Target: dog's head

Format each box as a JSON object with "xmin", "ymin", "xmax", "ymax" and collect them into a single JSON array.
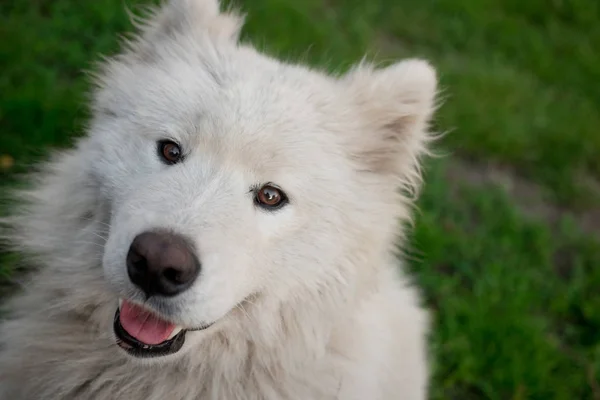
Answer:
[{"xmin": 13, "ymin": 0, "xmax": 438, "ymax": 361}]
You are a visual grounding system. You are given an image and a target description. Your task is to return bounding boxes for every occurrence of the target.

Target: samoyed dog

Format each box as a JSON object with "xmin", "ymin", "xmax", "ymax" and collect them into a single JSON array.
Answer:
[{"xmin": 0, "ymin": 0, "xmax": 438, "ymax": 398}]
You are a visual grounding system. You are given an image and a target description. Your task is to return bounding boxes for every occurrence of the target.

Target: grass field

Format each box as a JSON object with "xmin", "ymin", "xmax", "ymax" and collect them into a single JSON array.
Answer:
[{"xmin": 1, "ymin": 0, "xmax": 599, "ymax": 398}]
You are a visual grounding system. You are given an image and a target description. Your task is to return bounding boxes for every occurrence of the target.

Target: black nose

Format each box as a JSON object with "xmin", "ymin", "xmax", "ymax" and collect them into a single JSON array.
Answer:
[{"xmin": 126, "ymin": 231, "xmax": 200, "ymax": 297}]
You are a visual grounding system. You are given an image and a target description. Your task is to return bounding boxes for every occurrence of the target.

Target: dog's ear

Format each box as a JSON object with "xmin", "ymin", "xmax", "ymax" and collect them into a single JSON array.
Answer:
[
  {"xmin": 136, "ymin": 0, "xmax": 244, "ymax": 43},
  {"xmin": 341, "ymin": 59, "xmax": 438, "ymax": 186}
]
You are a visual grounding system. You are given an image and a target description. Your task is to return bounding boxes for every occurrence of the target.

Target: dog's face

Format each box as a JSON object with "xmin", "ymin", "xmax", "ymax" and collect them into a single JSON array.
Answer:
[{"xmin": 85, "ymin": 0, "xmax": 437, "ymax": 360}]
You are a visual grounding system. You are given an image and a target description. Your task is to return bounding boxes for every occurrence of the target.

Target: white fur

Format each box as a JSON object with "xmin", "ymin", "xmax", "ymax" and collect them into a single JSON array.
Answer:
[{"xmin": 0, "ymin": 0, "xmax": 438, "ymax": 398}]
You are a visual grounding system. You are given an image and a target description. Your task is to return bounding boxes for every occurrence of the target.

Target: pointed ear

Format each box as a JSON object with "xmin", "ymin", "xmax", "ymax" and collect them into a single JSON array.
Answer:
[
  {"xmin": 135, "ymin": 0, "xmax": 244, "ymax": 43},
  {"xmin": 341, "ymin": 59, "xmax": 438, "ymax": 185}
]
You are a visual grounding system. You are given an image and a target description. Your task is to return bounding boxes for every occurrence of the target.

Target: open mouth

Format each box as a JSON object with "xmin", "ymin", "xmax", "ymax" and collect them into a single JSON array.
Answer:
[{"xmin": 113, "ymin": 300, "xmax": 210, "ymax": 358}]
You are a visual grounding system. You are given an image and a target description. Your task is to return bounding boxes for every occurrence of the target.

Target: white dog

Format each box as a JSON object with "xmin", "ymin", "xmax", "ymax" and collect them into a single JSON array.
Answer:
[{"xmin": 0, "ymin": 0, "xmax": 438, "ymax": 398}]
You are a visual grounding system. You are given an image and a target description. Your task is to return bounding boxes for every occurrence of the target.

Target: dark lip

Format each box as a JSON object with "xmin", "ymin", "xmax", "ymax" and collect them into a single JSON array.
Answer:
[{"xmin": 113, "ymin": 308, "xmax": 211, "ymax": 358}]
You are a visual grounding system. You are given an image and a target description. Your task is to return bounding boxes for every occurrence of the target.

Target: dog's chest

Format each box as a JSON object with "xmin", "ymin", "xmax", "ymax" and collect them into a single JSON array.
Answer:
[{"xmin": 74, "ymin": 355, "xmax": 343, "ymax": 400}]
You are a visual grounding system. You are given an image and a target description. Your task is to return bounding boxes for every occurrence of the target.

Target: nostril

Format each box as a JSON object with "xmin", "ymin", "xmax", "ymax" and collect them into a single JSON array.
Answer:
[
  {"xmin": 128, "ymin": 243, "xmax": 143, "ymax": 260},
  {"xmin": 127, "ymin": 246, "xmax": 148, "ymax": 284},
  {"xmin": 163, "ymin": 267, "xmax": 182, "ymax": 284},
  {"xmin": 132, "ymin": 257, "xmax": 147, "ymax": 272}
]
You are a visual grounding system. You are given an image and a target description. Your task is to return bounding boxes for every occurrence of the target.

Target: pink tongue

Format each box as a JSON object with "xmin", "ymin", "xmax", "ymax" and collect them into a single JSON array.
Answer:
[{"xmin": 119, "ymin": 300, "xmax": 176, "ymax": 345}]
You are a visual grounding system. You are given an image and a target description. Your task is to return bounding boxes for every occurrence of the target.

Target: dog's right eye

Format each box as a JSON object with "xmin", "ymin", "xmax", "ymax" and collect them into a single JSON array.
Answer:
[{"xmin": 157, "ymin": 140, "xmax": 183, "ymax": 165}]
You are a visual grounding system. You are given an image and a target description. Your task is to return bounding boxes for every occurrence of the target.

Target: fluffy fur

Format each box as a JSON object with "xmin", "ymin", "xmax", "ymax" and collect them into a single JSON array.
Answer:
[{"xmin": 0, "ymin": 0, "xmax": 439, "ymax": 398}]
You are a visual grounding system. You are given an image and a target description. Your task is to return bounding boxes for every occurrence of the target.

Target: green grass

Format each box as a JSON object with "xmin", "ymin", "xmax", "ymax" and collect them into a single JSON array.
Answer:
[
  {"xmin": 1, "ymin": 0, "xmax": 599, "ymax": 398},
  {"xmin": 414, "ymin": 161, "xmax": 600, "ymax": 399}
]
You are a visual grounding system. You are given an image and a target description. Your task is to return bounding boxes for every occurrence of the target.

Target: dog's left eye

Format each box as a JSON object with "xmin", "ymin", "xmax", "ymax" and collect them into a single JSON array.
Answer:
[
  {"xmin": 255, "ymin": 184, "xmax": 288, "ymax": 210},
  {"xmin": 158, "ymin": 140, "xmax": 183, "ymax": 165}
]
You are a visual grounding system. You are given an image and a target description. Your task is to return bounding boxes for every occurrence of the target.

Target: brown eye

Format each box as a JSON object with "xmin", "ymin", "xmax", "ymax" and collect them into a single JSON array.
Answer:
[
  {"xmin": 255, "ymin": 184, "xmax": 288, "ymax": 210},
  {"xmin": 158, "ymin": 140, "xmax": 182, "ymax": 164}
]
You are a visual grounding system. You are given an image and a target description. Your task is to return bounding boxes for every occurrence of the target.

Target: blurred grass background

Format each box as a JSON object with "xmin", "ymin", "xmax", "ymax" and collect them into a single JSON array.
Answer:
[{"xmin": 1, "ymin": 0, "xmax": 599, "ymax": 398}]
